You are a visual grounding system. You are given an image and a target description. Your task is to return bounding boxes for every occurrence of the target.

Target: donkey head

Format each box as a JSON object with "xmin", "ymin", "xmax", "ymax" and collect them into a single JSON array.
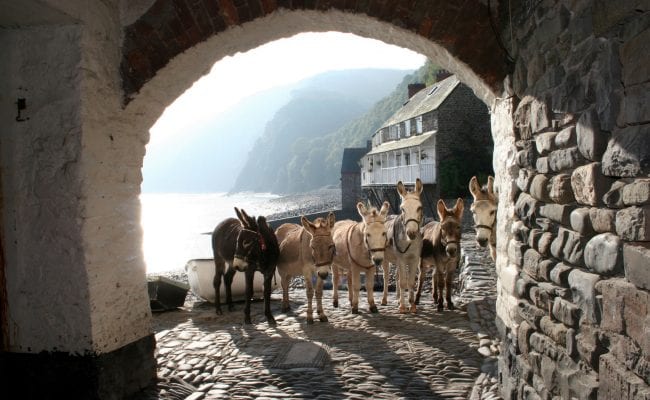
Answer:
[
  {"xmin": 301, "ymin": 212, "xmax": 336, "ymax": 280},
  {"xmin": 397, "ymin": 178, "xmax": 423, "ymax": 240},
  {"xmin": 436, "ymin": 198, "xmax": 464, "ymax": 258},
  {"xmin": 469, "ymin": 176, "xmax": 497, "ymax": 248},
  {"xmin": 358, "ymin": 201, "xmax": 390, "ymax": 267},
  {"xmin": 232, "ymin": 207, "xmax": 262, "ymax": 271}
]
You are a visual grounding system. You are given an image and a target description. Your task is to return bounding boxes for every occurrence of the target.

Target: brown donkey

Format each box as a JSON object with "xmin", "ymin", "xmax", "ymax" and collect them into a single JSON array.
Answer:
[
  {"xmin": 275, "ymin": 213, "xmax": 336, "ymax": 324},
  {"xmin": 417, "ymin": 198, "xmax": 464, "ymax": 312},
  {"xmin": 468, "ymin": 176, "xmax": 497, "ymax": 261}
]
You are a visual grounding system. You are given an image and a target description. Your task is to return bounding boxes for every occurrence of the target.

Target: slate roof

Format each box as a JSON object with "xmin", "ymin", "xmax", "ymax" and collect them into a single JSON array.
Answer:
[
  {"xmin": 379, "ymin": 75, "xmax": 460, "ymax": 129},
  {"xmin": 366, "ymin": 132, "xmax": 435, "ymax": 155}
]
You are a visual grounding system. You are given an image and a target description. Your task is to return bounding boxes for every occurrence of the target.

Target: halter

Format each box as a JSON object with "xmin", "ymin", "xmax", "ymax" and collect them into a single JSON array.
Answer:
[
  {"xmin": 474, "ymin": 224, "xmax": 493, "ymax": 231},
  {"xmin": 346, "ymin": 223, "xmax": 375, "ymax": 269},
  {"xmin": 301, "ymin": 230, "xmax": 334, "ymax": 268},
  {"xmin": 235, "ymin": 228, "xmax": 265, "ymax": 263},
  {"xmin": 393, "ymin": 213, "xmax": 421, "ymax": 254}
]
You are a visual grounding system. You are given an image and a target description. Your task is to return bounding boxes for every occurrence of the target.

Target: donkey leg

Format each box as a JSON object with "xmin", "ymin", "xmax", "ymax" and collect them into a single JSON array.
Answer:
[
  {"xmin": 408, "ymin": 265, "xmax": 418, "ymax": 314},
  {"xmin": 381, "ymin": 262, "xmax": 390, "ymax": 306},
  {"xmin": 263, "ymin": 270, "xmax": 276, "ymax": 326},
  {"xmin": 365, "ymin": 269, "xmax": 378, "ymax": 313},
  {"xmin": 332, "ymin": 265, "xmax": 340, "ymax": 308},
  {"xmin": 415, "ymin": 264, "xmax": 426, "ymax": 305},
  {"xmin": 445, "ymin": 270, "xmax": 455, "ymax": 310},
  {"xmin": 350, "ymin": 268, "xmax": 361, "ymax": 314},
  {"xmin": 280, "ymin": 274, "xmax": 291, "ymax": 312},
  {"xmin": 213, "ymin": 261, "xmax": 225, "ymax": 315},
  {"xmin": 435, "ymin": 271, "xmax": 444, "ymax": 312},
  {"xmin": 224, "ymin": 267, "xmax": 236, "ymax": 312},
  {"xmin": 398, "ymin": 266, "xmax": 409, "ymax": 313},
  {"xmin": 305, "ymin": 274, "xmax": 315, "ymax": 324},
  {"xmin": 316, "ymin": 275, "xmax": 327, "ymax": 322},
  {"xmin": 243, "ymin": 269, "xmax": 254, "ymax": 324}
]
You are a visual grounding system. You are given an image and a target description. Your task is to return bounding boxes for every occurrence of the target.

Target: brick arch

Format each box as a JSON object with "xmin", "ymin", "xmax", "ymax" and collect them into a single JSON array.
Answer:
[{"xmin": 121, "ymin": 0, "xmax": 509, "ymax": 105}]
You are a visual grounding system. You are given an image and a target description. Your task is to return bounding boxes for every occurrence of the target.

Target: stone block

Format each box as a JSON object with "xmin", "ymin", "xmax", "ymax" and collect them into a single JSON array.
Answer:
[
  {"xmin": 565, "ymin": 328, "xmax": 577, "ymax": 357},
  {"xmin": 522, "ymin": 248, "xmax": 542, "ymax": 280},
  {"xmin": 540, "ymin": 316, "xmax": 567, "ymax": 346},
  {"xmin": 538, "ymin": 259, "xmax": 555, "ymax": 282},
  {"xmin": 536, "ymin": 157, "xmax": 550, "ymax": 174},
  {"xmin": 530, "ymin": 97, "xmax": 551, "ymax": 134},
  {"xmin": 619, "ymin": 82, "xmax": 650, "ymax": 126},
  {"xmin": 597, "ymin": 278, "xmax": 650, "ymax": 349},
  {"xmin": 599, "ymin": 354, "xmax": 650, "ymax": 400},
  {"xmin": 515, "ymin": 193, "xmax": 539, "ymax": 227},
  {"xmin": 539, "ymin": 203, "xmax": 575, "ymax": 226},
  {"xmin": 607, "ymin": 331, "xmax": 650, "ymax": 385},
  {"xmin": 516, "ymin": 276, "xmax": 536, "ymax": 299},
  {"xmin": 538, "ymin": 232, "xmax": 555, "ymax": 256},
  {"xmin": 571, "ymin": 162, "xmax": 617, "ymax": 206},
  {"xmin": 616, "ymin": 206, "xmax": 650, "ymax": 241},
  {"xmin": 528, "ymin": 228, "xmax": 544, "ymax": 250},
  {"xmin": 535, "ymin": 131, "xmax": 558, "ymax": 155},
  {"xmin": 624, "ymin": 242, "xmax": 650, "ymax": 290},
  {"xmin": 576, "ymin": 107, "xmax": 609, "ymax": 161},
  {"xmin": 517, "ymin": 320, "xmax": 534, "ymax": 357},
  {"xmin": 517, "ymin": 168, "xmax": 534, "ymax": 192},
  {"xmin": 558, "ymin": 227, "xmax": 586, "ymax": 266},
  {"xmin": 584, "ymin": 233, "xmax": 624, "ymax": 276},
  {"xmin": 568, "ymin": 269, "xmax": 601, "ymax": 325},
  {"xmin": 550, "ymin": 229, "xmax": 568, "ymax": 259},
  {"xmin": 603, "ymin": 179, "xmax": 630, "ymax": 208},
  {"xmin": 622, "ymin": 178, "xmax": 650, "ymax": 206},
  {"xmin": 550, "ymin": 262, "xmax": 572, "ymax": 287},
  {"xmin": 548, "ymin": 174, "xmax": 575, "ymax": 204},
  {"xmin": 549, "ymin": 147, "xmax": 585, "ymax": 172},
  {"xmin": 552, "ymin": 297, "xmax": 579, "ymax": 328},
  {"xmin": 518, "ymin": 300, "xmax": 546, "ymax": 329},
  {"xmin": 620, "ymin": 26, "xmax": 650, "ymax": 87},
  {"xmin": 589, "ymin": 207, "xmax": 617, "ymax": 233},
  {"xmin": 508, "ymin": 239, "xmax": 528, "ymax": 267},
  {"xmin": 517, "ymin": 145, "xmax": 537, "ymax": 169},
  {"xmin": 529, "ymin": 174, "xmax": 551, "ymax": 202},
  {"xmin": 529, "ymin": 332, "xmax": 562, "ymax": 361},
  {"xmin": 554, "ymin": 125, "xmax": 577, "ymax": 148},
  {"xmin": 540, "ymin": 354, "xmax": 558, "ymax": 394},
  {"xmin": 570, "ymin": 207, "xmax": 595, "ymax": 236},
  {"xmin": 602, "ymin": 125, "xmax": 650, "ymax": 177},
  {"xmin": 576, "ymin": 324, "xmax": 605, "ymax": 371}
]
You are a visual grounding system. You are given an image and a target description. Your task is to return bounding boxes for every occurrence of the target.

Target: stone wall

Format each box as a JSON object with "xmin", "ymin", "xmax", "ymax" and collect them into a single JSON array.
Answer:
[{"xmin": 494, "ymin": 1, "xmax": 650, "ymax": 399}]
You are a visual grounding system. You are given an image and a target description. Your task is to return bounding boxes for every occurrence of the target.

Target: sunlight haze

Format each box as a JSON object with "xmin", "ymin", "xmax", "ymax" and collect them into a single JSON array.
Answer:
[{"xmin": 148, "ymin": 32, "xmax": 426, "ymax": 147}]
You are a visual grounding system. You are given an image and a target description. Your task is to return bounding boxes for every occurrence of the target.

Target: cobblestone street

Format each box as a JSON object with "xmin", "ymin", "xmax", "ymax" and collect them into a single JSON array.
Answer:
[{"xmin": 143, "ymin": 232, "xmax": 502, "ymax": 400}]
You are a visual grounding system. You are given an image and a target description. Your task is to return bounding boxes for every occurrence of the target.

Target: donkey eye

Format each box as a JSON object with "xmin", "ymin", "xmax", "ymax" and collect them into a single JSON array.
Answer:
[
  {"xmin": 490, "ymin": 210, "xmax": 495, "ymax": 215},
  {"xmin": 382, "ymin": 232, "xmax": 386, "ymax": 237}
]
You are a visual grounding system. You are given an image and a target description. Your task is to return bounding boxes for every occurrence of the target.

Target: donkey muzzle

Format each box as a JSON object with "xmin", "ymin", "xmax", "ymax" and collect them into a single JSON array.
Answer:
[
  {"xmin": 477, "ymin": 237, "xmax": 488, "ymax": 247},
  {"xmin": 318, "ymin": 270, "xmax": 329, "ymax": 280}
]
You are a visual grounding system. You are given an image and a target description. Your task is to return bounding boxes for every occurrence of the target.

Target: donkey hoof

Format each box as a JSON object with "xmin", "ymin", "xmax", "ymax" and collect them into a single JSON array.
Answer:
[
  {"xmin": 381, "ymin": 299, "xmax": 387, "ymax": 306},
  {"xmin": 448, "ymin": 303, "xmax": 455, "ymax": 311},
  {"xmin": 369, "ymin": 305, "xmax": 379, "ymax": 314},
  {"xmin": 399, "ymin": 306, "xmax": 408, "ymax": 314},
  {"xmin": 319, "ymin": 315, "xmax": 328, "ymax": 323},
  {"xmin": 409, "ymin": 305, "xmax": 417, "ymax": 314},
  {"xmin": 351, "ymin": 307, "xmax": 359, "ymax": 314},
  {"xmin": 437, "ymin": 304, "xmax": 444, "ymax": 312},
  {"xmin": 267, "ymin": 318, "xmax": 277, "ymax": 326},
  {"xmin": 281, "ymin": 304, "xmax": 291, "ymax": 313},
  {"xmin": 333, "ymin": 299, "xmax": 339, "ymax": 308},
  {"xmin": 306, "ymin": 318, "xmax": 314, "ymax": 325},
  {"xmin": 244, "ymin": 317, "xmax": 253, "ymax": 324}
]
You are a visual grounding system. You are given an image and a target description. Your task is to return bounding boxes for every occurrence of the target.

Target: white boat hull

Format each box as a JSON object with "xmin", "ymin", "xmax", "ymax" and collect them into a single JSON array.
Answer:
[{"xmin": 185, "ymin": 259, "xmax": 280, "ymax": 303}]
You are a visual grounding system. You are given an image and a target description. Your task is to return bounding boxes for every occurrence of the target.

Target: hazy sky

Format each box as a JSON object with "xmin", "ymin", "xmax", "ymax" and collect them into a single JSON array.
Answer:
[{"xmin": 148, "ymin": 32, "xmax": 426, "ymax": 148}]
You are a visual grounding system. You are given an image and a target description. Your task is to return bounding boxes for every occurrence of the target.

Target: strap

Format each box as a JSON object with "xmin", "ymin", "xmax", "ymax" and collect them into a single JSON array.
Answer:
[{"xmin": 346, "ymin": 223, "xmax": 374, "ymax": 269}]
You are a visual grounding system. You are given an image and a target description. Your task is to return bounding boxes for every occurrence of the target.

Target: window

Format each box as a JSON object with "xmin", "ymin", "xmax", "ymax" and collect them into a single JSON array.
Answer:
[
  {"xmin": 404, "ymin": 152, "xmax": 410, "ymax": 165},
  {"xmin": 397, "ymin": 124, "xmax": 402, "ymax": 139},
  {"xmin": 395, "ymin": 152, "xmax": 401, "ymax": 167},
  {"xmin": 416, "ymin": 116, "xmax": 423, "ymax": 134},
  {"xmin": 404, "ymin": 120, "xmax": 411, "ymax": 137}
]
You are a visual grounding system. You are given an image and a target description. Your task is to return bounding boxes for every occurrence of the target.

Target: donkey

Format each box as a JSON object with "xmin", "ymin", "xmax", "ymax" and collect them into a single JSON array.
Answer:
[
  {"xmin": 211, "ymin": 207, "xmax": 280, "ymax": 325},
  {"xmin": 275, "ymin": 213, "xmax": 336, "ymax": 324},
  {"xmin": 468, "ymin": 176, "xmax": 497, "ymax": 261},
  {"xmin": 381, "ymin": 178, "xmax": 424, "ymax": 314},
  {"xmin": 417, "ymin": 198, "xmax": 464, "ymax": 311},
  {"xmin": 331, "ymin": 201, "xmax": 389, "ymax": 314}
]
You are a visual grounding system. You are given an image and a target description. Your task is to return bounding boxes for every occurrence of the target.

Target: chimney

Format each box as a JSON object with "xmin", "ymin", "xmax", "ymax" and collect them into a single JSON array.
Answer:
[{"xmin": 408, "ymin": 83, "xmax": 426, "ymax": 98}]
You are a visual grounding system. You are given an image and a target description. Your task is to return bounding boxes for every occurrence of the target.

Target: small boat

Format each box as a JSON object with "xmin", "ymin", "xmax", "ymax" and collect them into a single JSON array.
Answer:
[{"xmin": 185, "ymin": 258, "xmax": 280, "ymax": 303}]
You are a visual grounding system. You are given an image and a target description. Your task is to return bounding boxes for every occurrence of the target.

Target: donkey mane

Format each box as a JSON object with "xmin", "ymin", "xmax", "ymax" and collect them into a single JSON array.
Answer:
[{"xmin": 257, "ymin": 215, "xmax": 279, "ymax": 262}]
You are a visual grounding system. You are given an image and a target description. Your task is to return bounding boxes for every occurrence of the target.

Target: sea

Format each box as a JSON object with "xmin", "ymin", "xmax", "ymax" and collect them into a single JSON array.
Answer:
[{"xmin": 140, "ymin": 192, "xmax": 285, "ymax": 274}]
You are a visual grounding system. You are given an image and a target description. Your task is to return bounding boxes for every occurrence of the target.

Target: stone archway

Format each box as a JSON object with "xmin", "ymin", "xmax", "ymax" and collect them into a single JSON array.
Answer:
[{"xmin": 2, "ymin": 1, "xmax": 647, "ymax": 399}]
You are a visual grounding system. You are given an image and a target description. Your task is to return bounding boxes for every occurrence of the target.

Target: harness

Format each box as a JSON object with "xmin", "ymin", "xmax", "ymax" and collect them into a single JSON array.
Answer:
[
  {"xmin": 473, "ymin": 218, "xmax": 497, "ymax": 245},
  {"xmin": 346, "ymin": 222, "xmax": 384, "ymax": 269},
  {"xmin": 393, "ymin": 213, "xmax": 421, "ymax": 254},
  {"xmin": 235, "ymin": 228, "xmax": 266, "ymax": 264}
]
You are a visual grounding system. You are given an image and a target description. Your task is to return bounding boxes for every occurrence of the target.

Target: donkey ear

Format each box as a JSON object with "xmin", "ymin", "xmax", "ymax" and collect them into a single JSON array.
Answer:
[
  {"xmin": 436, "ymin": 199, "xmax": 447, "ymax": 220},
  {"xmin": 240, "ymin": 208, "xmax": 256, "ymax": 229},
  {"xmin": 379, "ymin": 201, "xmax": 390, "ymax": 217},
  {"xmin": 487, "ymin": 176, "xmax": 497, "ymax": 201},
  {"xmin": 234, "ymin": 207, "xmax": 245, "ymax": 224},
  {"xmin": 397, "ymin": 181, "xmax": 406, "ymax": 197},
  {"xmin": 327, "ymin": 211, "xmax": 336, "ymax": 228},
  {"xmin": 454, "ymin": 198, "xmax": 465, "ymax": 219},
  {"xmin": 300, "ymin": 216, "xmax": 314, "ymax": 234},
  {"xmin": 415, "ymin": 178, "xmax": 423, "ymax": 195},
  {"xmin": 469, "ymin": 176, "xmax": 481, "ymax": 199},
  {"xmin": 356, "ymin": 202, "xmax": 368, "ymax": 217}
]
